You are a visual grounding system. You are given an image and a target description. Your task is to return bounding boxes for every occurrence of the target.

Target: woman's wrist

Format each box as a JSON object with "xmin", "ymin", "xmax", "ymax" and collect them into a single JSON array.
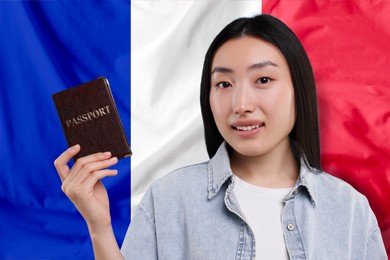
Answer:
[
  {"xmin": 87, "ymin": 219, "xmax": 113, "ymax": 237},
  {"xmin": 88, "ymin": 223, "xmax": 123, "ymax": 260}
]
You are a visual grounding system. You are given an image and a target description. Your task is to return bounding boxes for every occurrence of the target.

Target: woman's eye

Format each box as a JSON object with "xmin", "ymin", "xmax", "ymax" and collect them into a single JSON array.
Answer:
[
  {"xmin": 216, "ymin": 81, "xmax": 232, "ymax": 88},
  {"xmin": 257, "ymin": 77, "xmax": 271, "ymax": 84}
]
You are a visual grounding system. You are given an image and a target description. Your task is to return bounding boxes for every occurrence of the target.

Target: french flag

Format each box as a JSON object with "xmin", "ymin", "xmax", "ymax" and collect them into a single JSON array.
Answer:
[{"xmin": 0, "ymin": 0, "xmax": 388, "ymax": 258}]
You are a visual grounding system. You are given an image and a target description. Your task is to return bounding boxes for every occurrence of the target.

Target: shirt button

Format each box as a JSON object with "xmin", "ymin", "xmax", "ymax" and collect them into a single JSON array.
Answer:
[{"xmin": 287, "ymin": 224, "xmax": 295, "ymax": 231}]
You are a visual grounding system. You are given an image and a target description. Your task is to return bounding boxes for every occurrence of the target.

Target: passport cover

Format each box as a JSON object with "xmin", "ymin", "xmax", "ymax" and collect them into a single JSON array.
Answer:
[{"xmin": 52, "ymin": 77, "xmax": 132, "ymax": 161}]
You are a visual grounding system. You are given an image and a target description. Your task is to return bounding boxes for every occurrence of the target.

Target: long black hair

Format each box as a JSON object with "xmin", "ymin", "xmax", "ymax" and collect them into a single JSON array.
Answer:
[{"xmin": 200, "ymin": 14, "xmax": 321, "ymax": 170}]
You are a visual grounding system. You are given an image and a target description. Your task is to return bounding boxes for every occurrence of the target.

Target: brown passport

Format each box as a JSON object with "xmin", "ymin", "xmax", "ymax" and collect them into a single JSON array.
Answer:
[{"xmin": 52, "ymin": 77, "xmax": 132, "ymax": 161}]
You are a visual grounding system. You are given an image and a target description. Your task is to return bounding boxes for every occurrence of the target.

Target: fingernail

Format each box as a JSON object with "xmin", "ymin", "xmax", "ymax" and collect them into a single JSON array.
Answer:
[
  {"xmin": 109, "ymin": 157, "xmax": 118, "ymax": 162},
  {"xmin": 71, "ymin": 144, "xmax": 80, "ymax": 150},
  {"xmin": 103, "ymin": 152, "xmax": 111, "ymax": 156}
]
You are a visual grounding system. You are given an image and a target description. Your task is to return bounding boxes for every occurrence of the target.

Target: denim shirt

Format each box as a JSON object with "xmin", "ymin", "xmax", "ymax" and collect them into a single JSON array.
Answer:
[{"xmin": 121, "ymin": 143, "xmax": 387, "ymax": 259}]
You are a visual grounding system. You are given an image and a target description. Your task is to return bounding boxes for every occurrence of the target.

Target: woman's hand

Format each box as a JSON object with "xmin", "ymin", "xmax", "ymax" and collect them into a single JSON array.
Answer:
[
  {"xmin": 54, "ymin": 144, "xmax": 119, "ymax": 231},
  {"xmin": 54, "ymin": 144, "xmax": 124, "ymax": 259}
]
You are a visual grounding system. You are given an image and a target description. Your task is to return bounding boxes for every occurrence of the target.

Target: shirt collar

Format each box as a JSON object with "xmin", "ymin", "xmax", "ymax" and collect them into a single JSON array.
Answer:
[
  {"xmin": 207, "ymin": 142, "xmax": 233, "ymax": 200},
  {"xmin": 207, "ymin": 142, "xmax": 318, "ymax": 206},
  {"xmin": 293, "ymin": 158, "xmax": 318, "ymax": 207}
]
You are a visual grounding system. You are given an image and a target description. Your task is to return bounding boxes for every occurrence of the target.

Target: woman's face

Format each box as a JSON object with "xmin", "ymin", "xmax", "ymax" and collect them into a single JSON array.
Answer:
[{"xmin": 209, "ymin": 36, "xmax": 295, "ymax": 157}]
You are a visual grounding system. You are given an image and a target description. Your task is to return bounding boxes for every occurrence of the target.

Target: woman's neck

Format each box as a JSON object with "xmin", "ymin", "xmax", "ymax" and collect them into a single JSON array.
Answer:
[{"xmin": 229, "ymin": 139, "xmax": 299, "ymax": 188}]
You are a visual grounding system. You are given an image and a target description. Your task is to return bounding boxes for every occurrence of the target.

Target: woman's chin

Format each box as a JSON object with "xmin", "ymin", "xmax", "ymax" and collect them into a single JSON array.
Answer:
[{"xmin": 229, "ymin": 142, "xmax": 270, "ymax": 158}]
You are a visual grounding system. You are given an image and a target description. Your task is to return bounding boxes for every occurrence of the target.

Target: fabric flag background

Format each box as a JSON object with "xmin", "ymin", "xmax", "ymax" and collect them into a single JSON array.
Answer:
[
  {"xmin": 0, "ymin": 0, "xmax": 388, "ymax": 259},
  {"xmin": 0, "ymin": 2, "xmax": 130, "ymax": 259},
  {"xmin": 132, "ymin": 0, "xmax": 389, "ymax": 256}
]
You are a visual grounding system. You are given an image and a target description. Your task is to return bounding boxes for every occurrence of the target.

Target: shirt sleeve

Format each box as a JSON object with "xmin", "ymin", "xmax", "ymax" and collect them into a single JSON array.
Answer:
[
  {"xmin": 365, "ymin": 227, "xmax": 388, "ymax": 260},
  {"xmin": 120, "ymin": 189, "xmax": 158, "ymax": 259}
]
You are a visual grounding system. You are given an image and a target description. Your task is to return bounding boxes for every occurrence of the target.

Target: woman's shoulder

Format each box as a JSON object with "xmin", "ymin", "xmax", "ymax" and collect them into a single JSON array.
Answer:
[
  {"xmin": 136, "ymin": 160, "xmax": 215, "ymax": 220},
  {"xmin": 143, "ymin": 160, "xmax": 210, "ymax": 200},
  {"xmin": 312, "ymin": 169, "xmax": 373, "ymax": 212},
  {"xmin": 315, "ymin": 170, "xmax": 363, "ymax": 195},
  {"xmin": 154, "ymin": 161, "xmax": 209, "ymax": 186}
]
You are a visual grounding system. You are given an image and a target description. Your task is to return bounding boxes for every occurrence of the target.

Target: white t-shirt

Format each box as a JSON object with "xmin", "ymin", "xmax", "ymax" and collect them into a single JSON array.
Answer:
[{"xmin": 232, "ymin": 175, "xmax": 292, "ymax": 260}]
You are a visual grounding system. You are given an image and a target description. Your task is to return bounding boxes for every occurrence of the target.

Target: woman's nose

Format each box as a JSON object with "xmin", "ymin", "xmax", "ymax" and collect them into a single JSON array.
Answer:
[{"xmin": 233, "ymin": 85, "xmax": 255, "ymax": 115}]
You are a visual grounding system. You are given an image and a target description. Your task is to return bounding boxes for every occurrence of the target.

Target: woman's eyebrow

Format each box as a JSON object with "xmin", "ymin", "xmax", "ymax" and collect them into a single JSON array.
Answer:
[
  {"xmin": 211, "ymin": 61, "xmax": 278, "ymax": 75},
  {"xmin": 211, "ymin": 67, "xmax": 233, "ymax": 75},
  {"xmin": 247, "ymin": 61, "xmax": 278, "ymax": 71}
]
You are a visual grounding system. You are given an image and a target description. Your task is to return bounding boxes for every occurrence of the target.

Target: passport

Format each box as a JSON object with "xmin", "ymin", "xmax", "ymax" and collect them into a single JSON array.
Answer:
[{"xmin": 52, "ymin": 77, "xmax": 132, "ymax": 161}]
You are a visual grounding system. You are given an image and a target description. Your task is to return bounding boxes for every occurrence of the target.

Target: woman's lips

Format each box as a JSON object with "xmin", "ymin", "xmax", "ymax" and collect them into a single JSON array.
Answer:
[{"xmin": 232, "ymin": 122, "xmax": 265, "ymax": 136}]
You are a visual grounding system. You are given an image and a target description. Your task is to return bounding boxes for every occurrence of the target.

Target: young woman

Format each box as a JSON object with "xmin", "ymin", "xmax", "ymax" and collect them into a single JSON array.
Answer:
[{"xmin": 54, "ymin": 14, "xmax": 387, "ymax": 259}]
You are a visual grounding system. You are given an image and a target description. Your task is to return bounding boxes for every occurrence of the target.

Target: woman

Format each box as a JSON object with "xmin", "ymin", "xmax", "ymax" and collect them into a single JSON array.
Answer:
[{"xmin": 54, "ymin": 14, "xmax": 387, "ymax": 259}]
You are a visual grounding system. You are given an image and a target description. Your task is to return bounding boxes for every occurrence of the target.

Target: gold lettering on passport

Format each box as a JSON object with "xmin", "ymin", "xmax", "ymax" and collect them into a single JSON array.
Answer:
[{"xmin": 65, "ymin": 105, "xmax": 111, "ymax": 127}]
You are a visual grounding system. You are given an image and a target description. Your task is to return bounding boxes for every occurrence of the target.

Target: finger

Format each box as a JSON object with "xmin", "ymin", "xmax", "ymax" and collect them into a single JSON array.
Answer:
[
  {"xmin": 63, "ymin": 169, "xmax": 118, "ymax": 201},
  {"xmin": 71, "ymin": 157, "xmax": 118, "ymax": 185},
  {"xmin": 82, "ymin": 169, "xmax": 118, "ymax": 189},
  {"xmin": 54, "ymin": 144, "xmax": 81, "ymax": 181},
  {"xmin": 70, "ymin": 151, "xmax": 113, "ymax": 179}
]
